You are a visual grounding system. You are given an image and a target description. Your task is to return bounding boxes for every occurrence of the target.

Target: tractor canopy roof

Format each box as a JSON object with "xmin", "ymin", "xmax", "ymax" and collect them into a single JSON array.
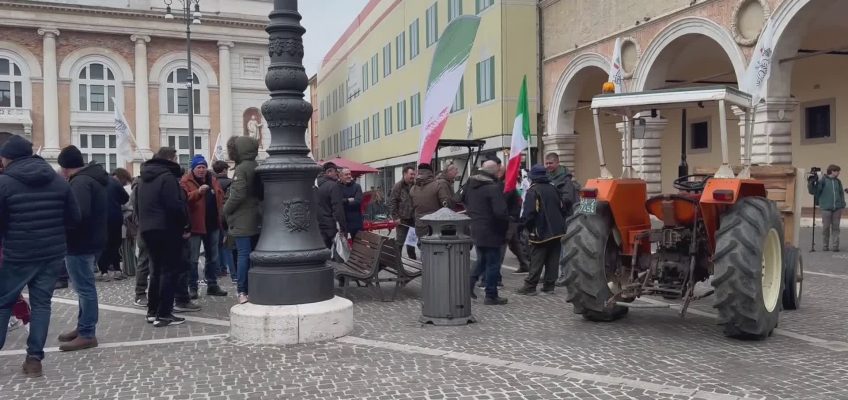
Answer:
[{"xmin": 591, "ymin": 85, "xmax": 753, "ymax": 117}]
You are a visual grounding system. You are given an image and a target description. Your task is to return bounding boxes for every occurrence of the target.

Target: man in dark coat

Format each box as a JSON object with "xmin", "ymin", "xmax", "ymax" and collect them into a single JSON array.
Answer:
[
  {"xmin": 465, "ymin": 160, "xmax": 509, "ymax": 305},
  {"xmin": 0, "ymin": 135, "xmax": 80, "ymax": 377},
  {"xmin": 340, "ymin": 168, "xmax": 364, "ymax": 239},
  {"xmin": 316, "ymin": 162, "xmax": 346, "ymax": 248},
  {"xmin": 57, "ymin": 145, "xmax": 109, "ymax": 352},
  {"xmin": 390, "ymin": 165, "xmax": 417, "ymax": 259},
  {"xmin": 97, "ymin": 171, "xmax": 130, "ymax": 281},
  {"xmin": 138, "ymin": 147, "xmax": 189, "ymax": 327},
  {"xmin": 516, "ymin": 165, "xmax": 566, "ymax": 295}
]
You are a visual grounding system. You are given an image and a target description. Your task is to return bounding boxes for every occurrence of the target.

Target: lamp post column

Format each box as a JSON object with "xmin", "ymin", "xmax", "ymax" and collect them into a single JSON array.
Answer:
[{"xmin": 229, "ymin": 0, "xmax": 353, "ymax": 345}]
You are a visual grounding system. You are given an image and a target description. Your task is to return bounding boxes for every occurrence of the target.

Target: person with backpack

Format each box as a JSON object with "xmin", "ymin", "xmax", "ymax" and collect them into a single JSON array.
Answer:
[
  {"xmin": 516, "ymin": 165, "xmax": 566, "ymax": 296},
  {"xmin": 808, "ymin": 164, "xmax": 846, "ymax": 251}
]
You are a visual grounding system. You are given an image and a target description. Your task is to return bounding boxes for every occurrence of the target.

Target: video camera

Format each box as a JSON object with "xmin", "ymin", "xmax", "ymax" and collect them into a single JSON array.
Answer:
[{"xmin": 808, "ymin": 166, "xmax": 821, "ymax": 183}]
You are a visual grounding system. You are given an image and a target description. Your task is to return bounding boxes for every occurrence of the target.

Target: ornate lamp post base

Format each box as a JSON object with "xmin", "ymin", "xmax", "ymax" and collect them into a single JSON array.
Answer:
[{"xmin": 230, "ymin": 297, "xmax": 353, "ymax": 345}]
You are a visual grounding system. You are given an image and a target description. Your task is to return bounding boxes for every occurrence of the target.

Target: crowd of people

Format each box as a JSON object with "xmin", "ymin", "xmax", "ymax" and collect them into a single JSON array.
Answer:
[
  {"xmin": 0, "ymin": 135, "xmax": 262, "ymax": 377},
  {"xmin": 313, "ymin": 151, "xmax": 581, "ymax": 306}
]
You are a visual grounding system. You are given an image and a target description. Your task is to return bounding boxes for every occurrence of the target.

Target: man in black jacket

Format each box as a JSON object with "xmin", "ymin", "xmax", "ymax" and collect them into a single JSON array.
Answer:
[
  {"xmin": 138, "ymin": 147, "xmax": 189, "ymax": 327},
  {"xmin": 340, "ymin": 168, "xmax": 364, "ymax": 239},
  {"xmin": 0, "ymin": 135, "xmax": 80, "ymax": 377},
  {"xmin": 516, "ymin": 165, "xmax": 566, "ymax": 296},
  {"xmin": 56, "ymin": 146, "xmax": 108, "ymax": 352},
  {"xmin": 97, "ymin": 171, "xmax": 130, "ymax": 281},
  {"xmin": 465, "ymin": 160, "xmax": 509, "ymax": 305},
  {"xmin": 316, "ymin": 162, "xmax": 347, "ymax": 248}
]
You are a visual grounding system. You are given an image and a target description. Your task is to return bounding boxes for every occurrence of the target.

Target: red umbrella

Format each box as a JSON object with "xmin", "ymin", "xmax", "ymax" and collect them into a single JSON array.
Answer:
[{"xmin": 320, "ymin": 157, "xmax": 378, "ymax": 177}]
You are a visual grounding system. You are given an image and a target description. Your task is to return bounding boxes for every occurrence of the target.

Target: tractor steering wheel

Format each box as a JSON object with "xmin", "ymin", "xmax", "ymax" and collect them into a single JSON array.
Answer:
[{"xmin": 673, "ymin": 174, "xmax": 713, "ymax": 193}]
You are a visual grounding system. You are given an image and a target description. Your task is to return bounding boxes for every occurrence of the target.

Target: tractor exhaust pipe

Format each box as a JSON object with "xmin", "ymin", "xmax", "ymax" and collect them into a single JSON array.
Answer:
[{"xmin": 679, "ymin": 108, "xmax": 688, "ymax": 178}]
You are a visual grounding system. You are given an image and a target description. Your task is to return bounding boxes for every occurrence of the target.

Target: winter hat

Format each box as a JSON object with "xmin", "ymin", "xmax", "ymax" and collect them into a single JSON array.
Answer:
[
  {"xmin": 322, "ymin": 161, "xmax": 338, "ymax": 172},
  {"xmin": 57, "ymin": 145, "xmax": 85, "ymax": 169},
  {"xmin": 190, "ymin": 155, "xmax": 208, "ymax": 171},
  {"xmin": 0, "ymin": 134, "xmax": 33, "ymax": 160},
  {"xmin": 417, "ymin": 163, "xmax": 432, "ymax": 171},
  {"xmin": 529, "ymin": 164, "xmax": 547, "ymax": 180}
]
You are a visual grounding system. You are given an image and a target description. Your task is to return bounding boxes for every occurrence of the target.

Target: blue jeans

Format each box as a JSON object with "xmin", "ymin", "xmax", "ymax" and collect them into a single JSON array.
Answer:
[
  {"xmin": 235, "ymin": 236, "xmax": 253, "ymax": 294},
  {"xmin": 65, "ymin": 255, "xmax": 99, "ymax": 338},
  {"xmin": 189, "ymin": 230, "xmax": 220, "ymax": 289},
  {"xmin": 219, "ymin": 241, "xmax": 235, "ymax": 277},
  {"xmin": 471, "ymin": 246, "xmax": 501, "ymax": 299},
  {"xmin": 0, "ymin": 258, "xmax": 62, "ymax": 360}
]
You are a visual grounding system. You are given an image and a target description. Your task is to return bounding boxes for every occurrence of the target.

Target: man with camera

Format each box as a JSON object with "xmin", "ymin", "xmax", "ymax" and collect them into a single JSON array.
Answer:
[{"xmin": 808, "ymin": 165, "xmax": 846, "ymax": 252}]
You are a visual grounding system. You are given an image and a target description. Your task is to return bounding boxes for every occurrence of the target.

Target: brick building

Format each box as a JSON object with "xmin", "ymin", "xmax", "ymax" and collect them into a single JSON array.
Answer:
[{"xmin": 0, "ymin": 0, "xmax": 273, "ymax": 172}]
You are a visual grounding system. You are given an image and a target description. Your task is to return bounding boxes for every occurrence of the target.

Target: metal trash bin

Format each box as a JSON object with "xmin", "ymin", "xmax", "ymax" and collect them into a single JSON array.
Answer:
[{"xmin": 419, "ymin": 207, "xmax": 476, "ymax": 325}]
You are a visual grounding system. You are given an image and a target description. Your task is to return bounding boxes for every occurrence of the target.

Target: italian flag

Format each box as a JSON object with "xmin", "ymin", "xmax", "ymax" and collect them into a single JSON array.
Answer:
[
  {"xmin": 504, "ymin": 76, "xmax": 529, "ymax": 193},
  {"xmin": 418, "ymin": 15, "xmax": 481, "ymax": 165}
]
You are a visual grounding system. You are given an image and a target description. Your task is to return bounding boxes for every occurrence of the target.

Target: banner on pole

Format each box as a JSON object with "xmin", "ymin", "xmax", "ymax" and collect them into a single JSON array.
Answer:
[{"xmin": 418, "ymin": 15, "xmax": 481, "ymax": 165}]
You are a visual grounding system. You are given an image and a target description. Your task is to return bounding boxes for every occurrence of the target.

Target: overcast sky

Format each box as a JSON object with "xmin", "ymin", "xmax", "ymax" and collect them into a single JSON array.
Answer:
[{"xmin": 300, "ymin": 0, "xmax": 370, "ymax": 78}]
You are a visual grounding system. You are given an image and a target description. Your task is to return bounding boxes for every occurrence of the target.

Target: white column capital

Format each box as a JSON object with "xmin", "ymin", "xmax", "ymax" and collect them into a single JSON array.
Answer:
[
  {"xmin": 37, "ymin": 28, "xmax": 60, "ymax": 38},
  {"xmin": 131, "ymin": 34, "xmax": 151, "ymax": 44},
  {"xmin": 217, "ymin": 41, "xmax": 235, "ymax": 49}
]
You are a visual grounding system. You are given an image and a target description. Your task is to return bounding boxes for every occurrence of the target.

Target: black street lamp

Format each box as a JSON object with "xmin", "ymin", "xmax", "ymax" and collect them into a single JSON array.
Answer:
[
  {"xmin": 164, "ymin": 0, "xmax": 202, "ymax": 159},
  {"xmin": 249, "ymin": 0, "xmax": 332, "ymax": 305}
]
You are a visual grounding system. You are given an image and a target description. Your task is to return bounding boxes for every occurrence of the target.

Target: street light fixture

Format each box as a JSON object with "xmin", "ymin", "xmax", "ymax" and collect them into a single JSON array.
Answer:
[{"xmin": 164, "ymin": 0, "xmax": 201, "ymax": 159}]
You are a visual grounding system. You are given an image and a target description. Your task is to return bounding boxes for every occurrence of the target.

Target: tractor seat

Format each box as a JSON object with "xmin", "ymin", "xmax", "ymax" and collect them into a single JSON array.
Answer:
[{"xmin": 645, "ymin": 194, "xmax": 700, "ymax": 227}]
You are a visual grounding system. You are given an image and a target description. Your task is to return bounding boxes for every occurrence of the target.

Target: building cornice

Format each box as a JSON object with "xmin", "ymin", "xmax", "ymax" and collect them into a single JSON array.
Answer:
[{"xmin": 1, "ymin": 1, "xmax": 267, "ymax": 29}]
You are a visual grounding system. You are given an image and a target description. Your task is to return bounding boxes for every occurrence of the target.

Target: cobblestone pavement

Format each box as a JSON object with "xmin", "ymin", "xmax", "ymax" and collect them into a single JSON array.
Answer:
[{"xmin": 1, "ymin": 227, "xmax": 847, "ymax": 399}]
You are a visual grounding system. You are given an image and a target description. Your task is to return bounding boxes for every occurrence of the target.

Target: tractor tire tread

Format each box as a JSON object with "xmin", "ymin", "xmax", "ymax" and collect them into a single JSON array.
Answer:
[{"xmin": 711, "ymin": 196, "xmax": 784, "ymax": 340}]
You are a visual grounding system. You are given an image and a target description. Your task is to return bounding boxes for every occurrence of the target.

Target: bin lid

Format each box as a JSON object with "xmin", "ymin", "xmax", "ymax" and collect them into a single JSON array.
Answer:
[{"xmin": 420, "ymin": 207, "xmax": 471, "ymax": 223}]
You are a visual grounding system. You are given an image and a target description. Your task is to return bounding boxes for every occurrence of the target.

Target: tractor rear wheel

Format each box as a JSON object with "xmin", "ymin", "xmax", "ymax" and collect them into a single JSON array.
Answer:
[
  {"xmin": 562, "ymin": 213, "xmax": 628, "ymax": 322},
  {"xmin": 712, "ymin": 197, "xmax": 784, "ymax": 339}
]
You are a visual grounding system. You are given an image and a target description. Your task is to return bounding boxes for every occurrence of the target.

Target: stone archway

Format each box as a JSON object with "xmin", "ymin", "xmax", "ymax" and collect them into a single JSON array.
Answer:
[{"xmin": 544, "ymin": 53, "xmax": 609, "ymax": 175}]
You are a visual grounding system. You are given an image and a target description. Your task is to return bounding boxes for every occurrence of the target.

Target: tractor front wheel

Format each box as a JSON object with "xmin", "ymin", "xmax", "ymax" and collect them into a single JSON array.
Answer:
[
  {"xmin": 562, "ymin": 213, "xmax": 628, "ymax": 322},
  {"xmin": 712, "ymin": 197, "xmax": 784, "ymax": 340}
]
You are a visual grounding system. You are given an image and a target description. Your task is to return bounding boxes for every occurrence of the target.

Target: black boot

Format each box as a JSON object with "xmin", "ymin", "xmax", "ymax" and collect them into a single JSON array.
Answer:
[{"xmin": 206, "ymin": 286, "xmax": 228, "ymax": 296}]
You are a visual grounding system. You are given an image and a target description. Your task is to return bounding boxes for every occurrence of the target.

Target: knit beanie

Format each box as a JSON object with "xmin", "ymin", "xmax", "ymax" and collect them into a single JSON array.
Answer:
[
  {"xmin": 190, "ymin": 155, "xmax": 208, "ymax": 171},
  {"xmin": 0, "ymin": 135, "xmax": 33, "ymax": 160},
  {"xmin": 57, "ymin": 145, "xmax": 85, "ymax": 169}
]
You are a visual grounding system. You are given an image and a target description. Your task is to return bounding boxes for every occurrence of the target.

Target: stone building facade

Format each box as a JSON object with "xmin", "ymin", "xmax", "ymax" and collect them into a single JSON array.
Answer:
[
  {"xmin": 542, "ymin": 0, "xmax": 847, "ymax": 207},
  {"xmin": 0, "ymin": 0, "xmax": 273, "ymax": 172}
]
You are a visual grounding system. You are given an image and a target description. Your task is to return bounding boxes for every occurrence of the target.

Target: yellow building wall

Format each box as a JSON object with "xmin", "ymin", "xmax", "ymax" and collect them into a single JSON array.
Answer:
[{"xmin": 317, "ymin": 0, "xmax": 538, "ymax": 166}]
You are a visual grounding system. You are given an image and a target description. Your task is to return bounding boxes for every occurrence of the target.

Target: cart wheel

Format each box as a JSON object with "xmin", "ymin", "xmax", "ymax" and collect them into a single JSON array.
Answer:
[{"xmin": 782, "ymin": 246, "xmax": 803, "ymax": 310}]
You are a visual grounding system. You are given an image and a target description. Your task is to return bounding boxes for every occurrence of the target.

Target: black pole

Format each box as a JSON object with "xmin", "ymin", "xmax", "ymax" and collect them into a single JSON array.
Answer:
[
  {"xmin": 249, "ymin": 0, "xmax": 333, "ymax": 305},
  {"xmin": 185, "ymin": 2, "xmax": 196, "ymax": 159},
  {"xmin": 679, "ymin": 109, "xmax": 688, "ymax": 178}
]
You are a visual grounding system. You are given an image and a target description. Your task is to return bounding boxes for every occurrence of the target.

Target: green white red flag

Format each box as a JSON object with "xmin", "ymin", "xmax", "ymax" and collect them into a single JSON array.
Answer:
[
  {"xmin": 418, "ymin": 15, "xmax": 481, "ymax": 165},
  {"xmin": 504, "ymin": 76, "xmax": 530, "ymax": 193}
]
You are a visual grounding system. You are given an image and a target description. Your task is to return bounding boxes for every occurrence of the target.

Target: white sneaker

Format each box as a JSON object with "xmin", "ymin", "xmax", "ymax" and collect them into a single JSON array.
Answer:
[
  {"xmin": 7, "ymin": 317, "xmax": 22, "ymax": 332},
  {"xmin": 238, "ymin": 293, "xmax": 249, "ymax": 304}
]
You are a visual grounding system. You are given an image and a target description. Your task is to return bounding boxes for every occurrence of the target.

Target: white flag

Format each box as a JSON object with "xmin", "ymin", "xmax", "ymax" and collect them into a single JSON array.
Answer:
[
  {"xmin": 35, "ymin": 146, "xmax": 42, "ymax": 156},
  {"xmin": 608, "ymin": 37, "xmax": 625, "ymax": 93},
  {"xmin": 113, "ymin": 104, "xmax": 135, "ymax": 162},
  {"xmin": 212, "ymin": 133, "xmax": 226, "ymax": 161},
  {"xmin": 742, "ymin": 18, "xmax": 776, "ymax": 106}
]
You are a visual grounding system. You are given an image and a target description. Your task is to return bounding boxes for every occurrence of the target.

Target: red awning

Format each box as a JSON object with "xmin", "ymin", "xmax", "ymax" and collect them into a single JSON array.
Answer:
[{"xmin": 320, "ymin": 157, "xmax": 379, "ymax": 177}]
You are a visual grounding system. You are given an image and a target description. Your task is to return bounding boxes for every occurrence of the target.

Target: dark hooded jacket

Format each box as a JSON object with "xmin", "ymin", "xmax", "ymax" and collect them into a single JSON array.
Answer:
[
  {"xmin": 463, "ymin": 171, "xmax": 509, "ymax": 248},
  {"xmin": 0, "ymin": 156, "xmax": 80, "ymax": 263},
  {"xmin": 316, "ymin": 175, "xmax": 347, "ymax": 237},
  {"xmin": 106, "ymin": 177, "xmax": 130, "ymax": 226},
  {"xmin": 521, "ymin": 176, "xmax": 566, "ymax": 243},
  {"xmin": 138, "ymin": 158, "xmax": 188, "ymax": 235},
  {"xmin": 67, "ymin": 162, "xmax": 110, "ymax": 255},
  {"xmin": 223, "ymin": 136, "xmax": 262, "ymax": 237}
]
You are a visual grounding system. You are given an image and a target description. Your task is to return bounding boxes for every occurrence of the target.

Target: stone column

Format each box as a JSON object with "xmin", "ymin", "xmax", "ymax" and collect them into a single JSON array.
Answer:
[
  {"xmin": 218, "ymin": 41, "xmax": 234, "ymax": 158},
  {"xmin": 618, "ymin": 116, "xmax": 666, "ymax": 196},
  {"xmin": 131, "ymin": 35, "xmax": 153, "ymax": 162},
  {"xmin": 38, "ymin": 28, "xmax": 61, "ymax": 160},
  {"xmin": 750, "ymin": 98, "xmax": 797, "ymax": 165}
]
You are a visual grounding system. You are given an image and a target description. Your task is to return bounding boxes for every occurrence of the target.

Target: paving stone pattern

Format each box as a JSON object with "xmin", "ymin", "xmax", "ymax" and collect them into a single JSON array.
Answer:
[{"xmin": 1, "ymin": 232, "xmax": 848, "ymax": 399}]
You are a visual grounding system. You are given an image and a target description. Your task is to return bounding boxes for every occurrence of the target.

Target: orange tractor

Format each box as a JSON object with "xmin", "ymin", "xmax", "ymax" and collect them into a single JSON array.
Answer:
[{"xmin": 562, "ymin": 86, "xmax": 803, "ymax": 339}]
